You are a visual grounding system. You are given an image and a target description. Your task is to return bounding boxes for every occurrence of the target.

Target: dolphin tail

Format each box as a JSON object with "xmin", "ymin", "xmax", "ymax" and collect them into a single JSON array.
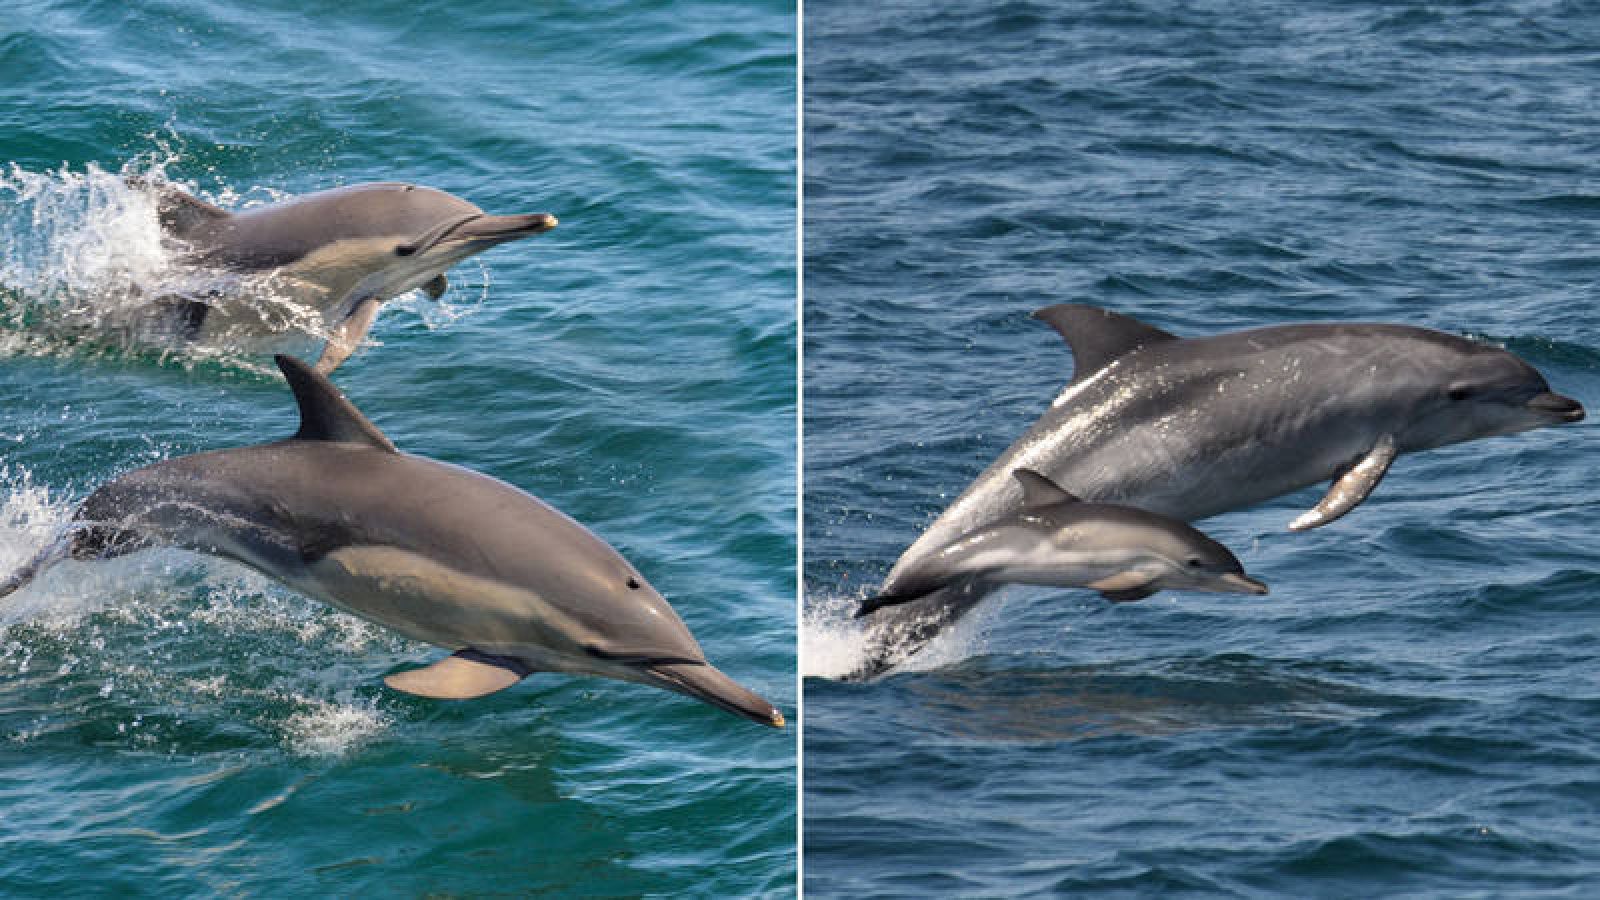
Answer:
[
  {"xmin": 643, "ymin": 662, "xmax": 785, "ymax": 728},
  {"xmin": 850, "ymin": 579, "xmax": 996, "ymax": 680},
  {"xmin": 855, "ymin": 585, "xmax": 937, "ymax": 619},
  {"xmin": 856, "ymin": 569, "xmax": 971, "ymax": 619},
  {"xmin": 0, "ymin": 533, "xmax": 76, "ymax": 602}
]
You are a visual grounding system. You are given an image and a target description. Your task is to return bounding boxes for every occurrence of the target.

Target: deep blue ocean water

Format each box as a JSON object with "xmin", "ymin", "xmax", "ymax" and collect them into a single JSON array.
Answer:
[
  {"xmin": 0, "ymin": 1, "xmax": 795, "ymax": 895},
  {"xmin": 803, "ymin": 1, "xmax": 1600, "ymax": 896}
]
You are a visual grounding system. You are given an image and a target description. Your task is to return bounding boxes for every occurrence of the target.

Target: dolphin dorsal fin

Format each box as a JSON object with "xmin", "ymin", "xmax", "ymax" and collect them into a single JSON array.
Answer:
[
  {"xmin": 1031, "ymin": 305, "xmax": 1180, "ymax": 382},
  {"xmin": 131, "ymin": 178, "xmax": 231, "ymax": 237},
  {"xmin": 275, "ymin": 355, "xmax": 398, "ymax": 453},
  {"xmin": 1013, "ymin": 468, "xmax": 1079, "ymax": 507}
]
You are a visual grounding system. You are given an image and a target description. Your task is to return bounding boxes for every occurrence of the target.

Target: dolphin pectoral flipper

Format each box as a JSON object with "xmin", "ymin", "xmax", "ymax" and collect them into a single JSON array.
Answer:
[
  {"xmin": 1088, "ymin": 570, "xmax": 1159, "ymax": 603},
  {"xmin": 1289, "ymin": 434, "xmax": 1399, "ymax": 531},
  {"xmin": 143, "ymin": 294, "xmax": 214, "ymax": 341},
  {"xmin": 384, "ymin": 648, "xmax": 535, "ymax": 699},
  {"xmin": 313, "ymin": 297, "xmax": 382, "ymax": 375},
  {"xmin": 175, "ymin": 298, "xmax": 211, "ymax": 340},
  {"xmin": 1088, "ymin": 571, "xmax": 1153, "ymax": 593},
  {"xmin": 423, "ymin": 275, "xmax": 448, "ymax": 301}
]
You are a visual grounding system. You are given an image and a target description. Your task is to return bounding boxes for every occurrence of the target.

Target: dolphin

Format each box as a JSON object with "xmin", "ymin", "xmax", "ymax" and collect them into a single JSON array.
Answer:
[
  {"xmin": 137, "ymin": 180, "xmax": 557, "ymax": 372},
  {"xmin": 0, "ymin": 356, "xmax": 783, "ymax": 728},
  {"xmin": 860, "ymin": 305, "xmax": 1584, "ymax": 676},
  {"xmin": 855, "ymin": 468, "xmax": 1266, "ymax": 618}
]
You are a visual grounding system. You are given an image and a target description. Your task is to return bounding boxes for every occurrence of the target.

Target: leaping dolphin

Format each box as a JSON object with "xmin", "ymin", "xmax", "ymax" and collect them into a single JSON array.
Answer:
[
  {"xmin": 861, "ymin": 305, "xmax": 1584, "ymax": 676},
  {"xmin": 138, "ymin": 180, "xmax": 557, "ymax": 372},
  {"xmin": 855, "ymin": 468, "xmax": 1266, "ymax": 618},
  {"xmin": 0, "ymin": 356, "xmax": 783, "ymax": 728}
]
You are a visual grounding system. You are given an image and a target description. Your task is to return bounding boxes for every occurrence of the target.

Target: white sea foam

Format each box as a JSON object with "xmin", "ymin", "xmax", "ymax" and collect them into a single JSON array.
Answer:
[
  {"xmin": 278, "ymin": 693, "xmax": 392, "ymax": 757},
  {"xmin": 187, "ymin": 570, "xmax": 392, "ymax": 653},
  {"xmin": 0, "ymin": 150, "xmax": 486, "ymax": 368},
  {"xmin": 0, "ymin": 464, "xmax": 220, "ymax": 630},
  {"xmin": 0, "ymin": 158, "xmax": 171, "ymax": 301},
  {"xmin": 0, "ymin": 155, "xmax": 188, "ymax": 359},
  {"xmin": 1, "ymin": 464, "xmax": 399, "ymax": 754},
  {"xmin": 800, "ymin": 590, "xmax": 875, "ymax": 679},
  {"xmin": 801, "ymin": 586, "xmax": 996, "ymax": 679},
  {"xmin": 0, "ymin": 464, "xmax": 84, "ymax": 626},
  {"xmin": 387, "ymin": 257, "xmax": 492, "ymax": 330}
]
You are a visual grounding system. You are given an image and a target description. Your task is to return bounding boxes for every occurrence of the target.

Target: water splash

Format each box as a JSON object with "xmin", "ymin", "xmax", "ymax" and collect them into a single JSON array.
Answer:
[
  {"xmin": 0, "ymin": 156, "xmax": 177, "ymax": 350},
  {"xmin": 0, "ymin": 464, "xmax": 82, "ymax": 625},
  {"xmin": 0, "ymin": 158, "xmax": 170, "ymax": 292},
  {"xmin": 0, "ymin": 157, "xmax": 330, "ymax": 365},
  {"xmin": 800, "ymin": 590, "xmax": 876, "ymax": 679},
  {"xmin": 0, "ymin": 463, "xmax": 406, "ymax": 754},
  {"xmin": 802, "ymin": 586, "xmax": 996, "ymax": 679},
  {"xmin": 278, "ymin": 693, "xmax": 392, "ymax": 757},
  {"xmin": 0, "ymin": 152, "xmax": 481, "ymax": 368},
  {"xmin": 388, "ymin": 257, "xmax": 492, "ymax": 330}
]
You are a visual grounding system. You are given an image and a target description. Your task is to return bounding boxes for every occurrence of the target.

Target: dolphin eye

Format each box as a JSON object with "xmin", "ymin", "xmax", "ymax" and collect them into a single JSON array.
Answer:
[
  {"xmin": 394, "ymin": 244, "xmax": 415, "ymax": 257},
  {"xmin": 1186, "ymin": 557, "xmax": 1204, "ymax": 569},
  {"xmin": 627, "ymin": 577, "xmax": 641, "ymax": 590},
  {"xmin": 1447, "ymin": 384, "xmax": 1475, "ymax": 402}
]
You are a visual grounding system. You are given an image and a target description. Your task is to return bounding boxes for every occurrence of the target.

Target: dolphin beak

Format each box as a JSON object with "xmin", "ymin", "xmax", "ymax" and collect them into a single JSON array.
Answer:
[
  {"xmin": 447, "ymin": 212, "xmax": 559, "ymax": 245},
  {"xmin": 642, "ymin": 661, "xmax": 786, "ymax": 728},
  {"xmin": 1526, "ymin": 391, "xmax": 1585, "ymax": 423},
  {"xmin": 1218, "ymin": 572, "xmax": 1269, "ymax": 595}
]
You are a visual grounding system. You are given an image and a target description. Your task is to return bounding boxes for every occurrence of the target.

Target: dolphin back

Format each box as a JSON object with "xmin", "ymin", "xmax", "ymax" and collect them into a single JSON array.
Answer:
[{"xmin": 150, "ymin": 181, "xmax": 486, "ymax": 271}]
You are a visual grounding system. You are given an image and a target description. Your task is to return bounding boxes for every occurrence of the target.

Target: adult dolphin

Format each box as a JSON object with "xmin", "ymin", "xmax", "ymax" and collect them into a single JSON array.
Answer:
[
  {"xmin": 0, "ymin": 356, "xmax": 784, "ymax": 728},
  {"xmin": 859, "ymin": 305, "xmax": 1584, "ymax": 676},
  {"xmin": 139, "ymin": 180, "xmax": 557, "ymax": 372}
]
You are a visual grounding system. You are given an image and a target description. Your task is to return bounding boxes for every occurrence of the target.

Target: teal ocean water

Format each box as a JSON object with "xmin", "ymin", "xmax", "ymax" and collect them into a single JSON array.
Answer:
[
  {"xmin": 0, "ymin": 1, "xmax": 795, "ymax": 895},
  {"xmin": 805, "ymin": 1, "xmax": 1600, "ymax": 896}
]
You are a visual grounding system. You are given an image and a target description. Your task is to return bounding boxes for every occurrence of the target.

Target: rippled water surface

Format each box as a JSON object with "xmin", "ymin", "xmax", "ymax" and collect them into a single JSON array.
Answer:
[
  {"xmin": 0, "ymin": 1, "xmax": 795, "ymax": 895},
  {"xmin": 804, "ymin": 1, "xmax": 1600, "ymax": 895}
]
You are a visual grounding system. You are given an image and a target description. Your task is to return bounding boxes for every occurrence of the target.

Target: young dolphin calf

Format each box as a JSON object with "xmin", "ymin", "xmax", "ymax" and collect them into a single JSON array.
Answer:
[
  {"xmin": 139, "ymin": 180, "xmax": 558, "ymax": 372},
  {"xmin": 0, "ymin": 356, "xmax": 783, "ymax": 728},
  {"xmin": 855, "ymin": 469, "xmax": 1266, "ymax": 618},
  {"xmin": 861, "ymin": 305, "xmax": 1584, "ymax": 676}
]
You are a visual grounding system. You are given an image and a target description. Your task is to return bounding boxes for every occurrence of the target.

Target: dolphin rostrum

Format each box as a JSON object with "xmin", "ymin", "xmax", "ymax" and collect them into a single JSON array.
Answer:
[
  {"xmin": 139, "ymin": 180, "xmax": 557, "ymax": 372},
  {"xmin": 855, "ymin": 468, "xmax": 1266, "ymax": 618},
  {"xmin": 0, "ymin": 356, "xmax": 784, "ymax": 728},
  {"xmin": 861, "ymin": 305, "xmax": 1584, "ymax": 676}
]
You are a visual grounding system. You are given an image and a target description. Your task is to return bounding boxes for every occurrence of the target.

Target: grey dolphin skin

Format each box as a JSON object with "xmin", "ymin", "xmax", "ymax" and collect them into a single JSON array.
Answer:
[
  {"xmin": 855, "ymin": 468, "xmax": 1266, "ymax": 618},
  {"xmin": 139, "ymin": 180, "xmax": 557, "ymax": 373},
  {"xmin": 860, "ymin": 305, "xmax": 1584, "ymax": 676},
  {"xmin": 0, "ymin": 356, "xmax": 784, "ymax": 728}
]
